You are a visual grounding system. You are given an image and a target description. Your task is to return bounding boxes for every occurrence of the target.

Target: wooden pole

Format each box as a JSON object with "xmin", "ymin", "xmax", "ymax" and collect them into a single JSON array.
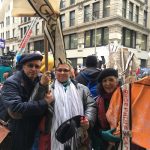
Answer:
[{"xmin": 44, "ymin": 21, "xmax": 48, "ymax": 72}]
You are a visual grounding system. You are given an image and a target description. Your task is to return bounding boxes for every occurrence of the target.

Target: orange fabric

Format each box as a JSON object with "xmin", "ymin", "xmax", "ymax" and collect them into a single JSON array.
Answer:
[{"xmin": 106, "ymin": 76, "xmax": 150, "ymax": 149}]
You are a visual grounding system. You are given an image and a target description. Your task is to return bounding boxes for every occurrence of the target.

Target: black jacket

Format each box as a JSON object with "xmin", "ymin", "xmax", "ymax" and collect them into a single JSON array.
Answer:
[{"xmin": 1, "ymin": 71, "xmax": 48, "ymax": 150}]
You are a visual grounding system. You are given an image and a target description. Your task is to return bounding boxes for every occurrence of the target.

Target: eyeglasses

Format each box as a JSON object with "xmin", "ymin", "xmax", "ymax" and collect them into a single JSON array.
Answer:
[
  {"xmin": 56, "ymin": 68, "xmax": 70, "ymax": 73},
  {"xmin": 26, "ymin": 63, "xmax": 41, "ymax": 69}
]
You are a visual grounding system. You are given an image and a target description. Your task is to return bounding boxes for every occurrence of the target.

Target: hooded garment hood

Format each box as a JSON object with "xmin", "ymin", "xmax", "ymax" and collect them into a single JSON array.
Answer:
[{"xmin": 76, "ymin": 67, "xmax": 101, "ymax": 86}]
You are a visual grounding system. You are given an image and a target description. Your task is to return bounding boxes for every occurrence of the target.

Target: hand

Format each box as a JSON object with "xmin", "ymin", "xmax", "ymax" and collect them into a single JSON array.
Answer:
[
  {"xmin": 44, "ymin": 90, "xmax": 53, "ymax": 104},
  {"xmin": 3, "ymin": 72, "xmax": 9, "ymax": 79},
  {"xmin": 40, "ymin": 71, "xmax": 51, "ymax": 86},
  {"xmin": 80, "ymin": 116, "xmax": 89, "ymax": 130},
  {"xmin": 100, "ymin": 128, "xmax": 121, "ymax": 142}
]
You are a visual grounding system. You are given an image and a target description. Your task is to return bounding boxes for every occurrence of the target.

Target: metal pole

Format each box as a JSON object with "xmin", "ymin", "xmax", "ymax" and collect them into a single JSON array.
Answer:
[
  {"xmin": 95, "ymin": 22, "xmax": 97, "ymax": 55},
  {"xmin": 92, "ymin": 15, "xmax": 97, "ymax": 56}
]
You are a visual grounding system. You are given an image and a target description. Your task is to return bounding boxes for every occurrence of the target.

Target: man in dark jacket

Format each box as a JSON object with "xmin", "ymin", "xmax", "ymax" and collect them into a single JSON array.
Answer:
[
  {"xmin": 76, "ymin": 55, "xmax": 101, "ymax": 98},
  {"xmin": 0, "ymin": 53, "xmax": 53, "ymax": 150}
]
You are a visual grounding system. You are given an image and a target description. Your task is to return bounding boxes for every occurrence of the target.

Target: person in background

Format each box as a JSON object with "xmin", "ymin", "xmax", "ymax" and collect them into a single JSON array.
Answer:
[
  {"xmin": 92, "ymin": 68, "xmax": 120, "ymax": 150},
  {"xmin": 76, "ymin": 55, "xmax": 101, "ymax": 98},
  {"xmin": 76, "ymin": 55, "xmax": 100, "ymax": 86},
  {"xmin": 0, "ymin": 53, "xmax": 53, "ymax": 150},
  {"xmin": 0, "ymin": 60, "xmax": 12, "ymax": 83},
  {"xmin": 48, "ymin": 62, "xmax": 97, "ymax": 149},
  {"xmin": 74, "ymin": 67, "xmax": 78, "ymax": 77}
]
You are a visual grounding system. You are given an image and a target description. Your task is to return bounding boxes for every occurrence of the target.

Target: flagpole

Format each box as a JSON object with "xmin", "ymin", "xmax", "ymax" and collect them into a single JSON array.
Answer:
[{"xmin": 44, "ymin": 22, "xmax": 48, "ymax": 72}]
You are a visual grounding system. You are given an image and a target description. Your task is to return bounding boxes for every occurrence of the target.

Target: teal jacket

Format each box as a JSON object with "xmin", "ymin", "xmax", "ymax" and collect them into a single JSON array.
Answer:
[{"xmin": 0, "ymin": 65, "xmax": 12, "ymax": 83}]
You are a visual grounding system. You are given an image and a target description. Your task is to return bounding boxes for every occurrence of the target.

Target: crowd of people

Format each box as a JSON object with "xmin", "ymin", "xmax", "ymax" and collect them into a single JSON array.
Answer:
[{"xmin": 0, "ymin": 52, "xmax": 149, "ymax": 150}]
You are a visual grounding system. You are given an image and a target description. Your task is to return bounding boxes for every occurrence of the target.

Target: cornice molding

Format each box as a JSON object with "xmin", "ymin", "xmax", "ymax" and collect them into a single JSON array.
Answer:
[{"xmin": 62, "ymin": 16, "xmax": 150, "ymax": 35}]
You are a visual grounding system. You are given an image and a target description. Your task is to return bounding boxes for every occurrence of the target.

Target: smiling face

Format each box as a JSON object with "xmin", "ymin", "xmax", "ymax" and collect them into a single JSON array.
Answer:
[
  {"xmin": 23, "ymin": 60, "xmax": 42, "ymax": 81},
  {"xmin": 102, "ymin": 76, "xmax": 118, "ymax": 94},
  {"xmin": 56, "ymin": 64, "xmax": 71, "ymax": 83}
]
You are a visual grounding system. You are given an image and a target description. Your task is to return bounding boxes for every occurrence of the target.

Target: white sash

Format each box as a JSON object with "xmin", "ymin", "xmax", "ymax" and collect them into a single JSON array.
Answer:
[{"xmin": 121, "ymin": 84, "xmax": 132, "ymax": 150}]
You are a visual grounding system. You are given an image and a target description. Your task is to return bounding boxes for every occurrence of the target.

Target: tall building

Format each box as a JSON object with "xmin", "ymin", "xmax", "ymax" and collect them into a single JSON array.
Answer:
[
  {"xmin": 0, "ymin": 0, "xmax": 44, "ymax": 56},
  {"xmin": 60, "ymin": 0, "xmax": 150, "ymax": 68},
  {"xmin": 0, "ymin": 0, "xmax": 150, "ymax": 68}
]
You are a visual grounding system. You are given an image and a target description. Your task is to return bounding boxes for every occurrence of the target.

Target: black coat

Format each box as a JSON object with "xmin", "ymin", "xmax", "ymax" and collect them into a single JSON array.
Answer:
[{"xmin": 1, "ymin": 71, "xmax": 48, "ymax": 150}]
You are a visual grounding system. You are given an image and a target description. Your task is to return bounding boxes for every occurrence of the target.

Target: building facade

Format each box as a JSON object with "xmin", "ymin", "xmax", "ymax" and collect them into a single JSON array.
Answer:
[
  {"xmin": 0, "ymin": 0, "xmax": 150, "ymax": 68},
  {"xmin": 0, "ymin": 0, "xmax": 44, "ymax": 56},
  {"xmin": 60, "ymin": 0, "xmax": 150, "ymax": 68}
]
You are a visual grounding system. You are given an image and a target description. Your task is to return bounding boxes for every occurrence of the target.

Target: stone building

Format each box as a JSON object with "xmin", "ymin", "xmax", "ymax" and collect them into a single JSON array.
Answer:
[
  {"xmin": 0, "ymin": 0, "xmax": 150, "ymax": 68},
  {"xmin": 60, "ymin": 0, "xmax": 150, "ymax": 67}
]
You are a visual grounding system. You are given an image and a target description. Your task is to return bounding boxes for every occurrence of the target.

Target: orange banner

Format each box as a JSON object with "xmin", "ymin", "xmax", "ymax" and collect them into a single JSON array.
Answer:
[{"xmin": 106, "ymin": 76, "xmax": 150, "ymax": 149}]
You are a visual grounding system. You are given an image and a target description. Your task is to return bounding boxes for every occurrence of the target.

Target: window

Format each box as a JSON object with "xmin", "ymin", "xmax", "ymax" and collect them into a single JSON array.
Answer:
[
  {"xmin": 21, "ymin": 17, "xmax": 24, "ymax": 23},
  {"xmin": 84, "ymin": 5, "xmax": 90, "ymax": 22},
  {"xmin": 24, "ymin": 17, "xmax": 27, "ymax": 22},
  {"xmin": 85, "ymin": 30, "xmax": 91, "ymax": 47},
  {"xmin": 60, "ymin": 0, "xmax": 65, "ymax": 9},
  {"xmin": 6, "ymin": 31, "xmax": 10, "ymax": 39},
  {"xmin": 70, "ymin": 34, "xmax": 77, "ymax": 49},
  {"xmin": 145, "ymin": 0, "xmax": 148, "ymax": 4},
  {"xmin": 103, "ymin": 28, "xmax": 109, "ymax": 45},
  {"xmin": 34, "ymin": 40, "xmax": 44, "ymax": 53},
  {"xmin": 70, "ymin": 11, "xmax": 75, "ymax": 26},
  {"xmin": 135, "ymin": 6, "xmax": 139, "ymax": 23},
  {"xmin": 122, "ymin": 0, "xmax": 127, "ymax": 18},
  {"xmin": 83, "ymin": 57, "xmax": 87, "ymax": 66},
  {"xmin": 60, "ymin": 14, "xmax": 65, "ymax": 29},
  {"xmin": 70, "ymin": 0, "xmax": 75, "ymax": 5},
  {"xmin": 0, "ymin": 22, "xmax": 4, "ymax": 28},
  {"xmin": 122, "ymin": 28, "xmax": 136, "ymax": 48},
  {"xmin": 13, "ymin": 17, "xmax": 15, "ymax": 23},
  {"xmin": 12, "ymin": 45, "xmax": 15, "ymax": 50},
  {"xmin": 21, "ymin": 28, "xmax": 23, "ymax": 38},
  {"xmin": 141, "ymin": 59, "xmax": 147, "ymax": 67},
  {"xmin": 84, "ymin": 27, "xmax": 109, "ymax": 47},
  {"xmin": 129, "ymin": 2, "xmax": 133, "ymax": 21},
  {"xmin": 94, "ymin": 28, "xmax": 101, "ymax": 46},
  {"xmin": 21, "ymin": 17, "xmax": 29, "ymax": 23},
  {"xmin": 42, "ymin": 21, "xmax": 44, "ymax": 33},
  {"xmin": 28, "ymin": 17, "xmax": 31, "ymax": 21},
  {"xmin": 64, "ymin": 34, "xmax": 77, "ymax": 49},
  {"xmin": 103, "ymin": 0, "xmax": 110, "ymax": 17},
  {"xmin": 2, "ymin": 33, "xmax": 4, "ymax": 39},
  {"xmin": 92, "ymin": 2, "xmax": 100, "ymax": 20},
  {"xmin": 141, "ymin": 34, "xmax": 147, "ymax": 51},
  {"xmin": 68, "ymin": 58, "xmax": 77, "ymax": 68},
  {"xmin": 24, "ymin": 26, "xmax": 27, "ymax": 35},
  {"xmin": 20, "ymin": 26, "xmax": 28, "ymax": 38},
  {"xmin": 6, "ymin": 16, "xmax": 10, "ymax": 26},
  {"xmin": 13, "ymin": 29, "xmax": 15, "ymax": 37},
  {"xmin": 35, "ymin": 23, "xmax": 39, "ymax": 35},
  {"xmin": 144, "ymin": 11, "xmax": 147, "ymax": 27},
  {"xmin": 64, "ymin": 36, "xmax": 69, "ymax": 50},
  {"xmin": 6, "ymin": 47, "xmax": 9, "ymax": 53}
]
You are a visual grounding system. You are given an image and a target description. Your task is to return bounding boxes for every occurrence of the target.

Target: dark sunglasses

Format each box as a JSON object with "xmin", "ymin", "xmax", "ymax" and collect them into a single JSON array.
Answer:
[
  {"xmin": 26, "ymin": 63, "xmax": 40, "ymax": 69},
  {"xmin": 56, "ymin": 68, "xmax": 70, "ymax": 73}
]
